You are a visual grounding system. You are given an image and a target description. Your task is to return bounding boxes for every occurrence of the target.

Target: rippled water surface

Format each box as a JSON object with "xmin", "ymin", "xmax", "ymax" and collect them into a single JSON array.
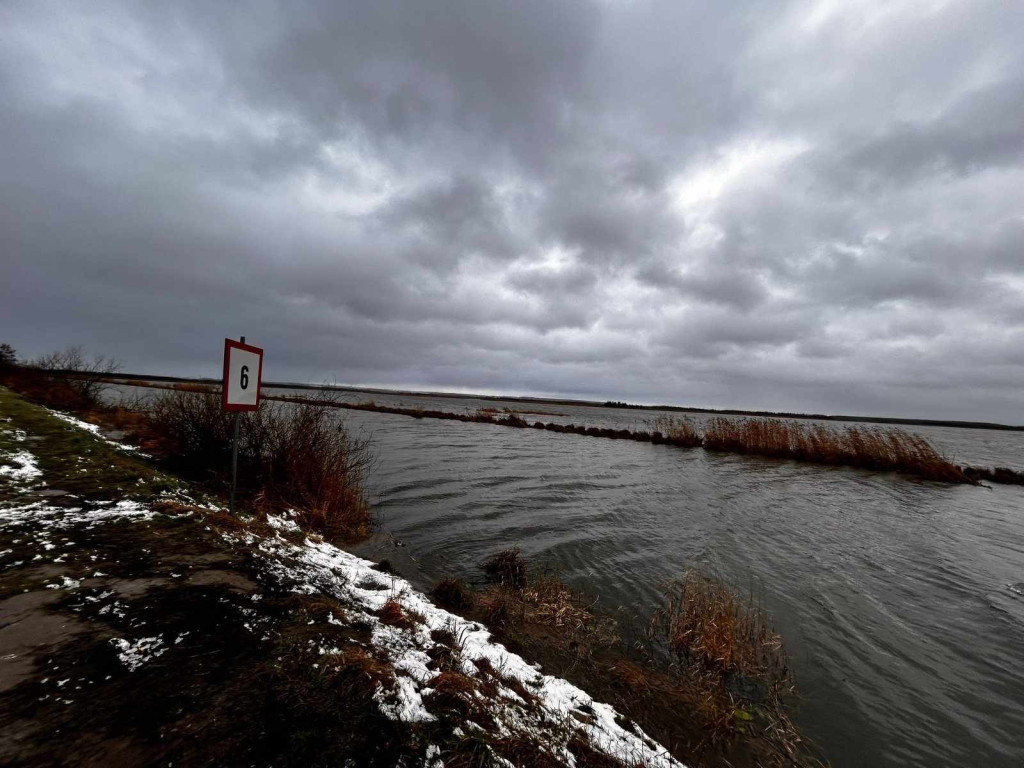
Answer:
[{"xmin": 118, "ymin": 383, "xmax": 1024, "ymax": 765}]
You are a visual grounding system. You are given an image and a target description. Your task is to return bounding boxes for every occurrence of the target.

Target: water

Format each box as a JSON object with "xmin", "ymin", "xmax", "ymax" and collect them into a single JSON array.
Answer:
[{"xmin": 112, "ymin": 383, "xmax": 1024, "ymax": 765}]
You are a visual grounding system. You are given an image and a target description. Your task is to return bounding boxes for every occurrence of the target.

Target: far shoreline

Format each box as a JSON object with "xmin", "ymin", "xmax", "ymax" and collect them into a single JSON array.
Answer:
[{"xmin": 102, "ymin": 371, "xmax": 1024, "ymax": 433}]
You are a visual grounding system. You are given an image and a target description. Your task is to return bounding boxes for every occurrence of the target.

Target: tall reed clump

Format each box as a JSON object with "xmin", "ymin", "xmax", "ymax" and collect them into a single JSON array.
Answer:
[
  {"xmin": 653, "ymin": 571, "xmax": 787, "ymax": 685},
  {"xmin": 701, "ymin": 417, "xmax": 969, "ymax": 483},
  {"xmin": 146, "ymin": 389, "xmax": 372, "ymax": 538},
  {"xmin": 648, "ymin": 570, "xmax": 798, "ymax": 754},
  {"xmin": 652, "ymin": 416, "xmax": 702, "ymax": 447}
]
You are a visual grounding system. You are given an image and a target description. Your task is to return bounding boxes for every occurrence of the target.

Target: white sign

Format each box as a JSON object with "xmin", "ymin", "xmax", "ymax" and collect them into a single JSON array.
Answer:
[{"xmin": 222, "ymin": 339, "xmax": 263, "ymax": 412}]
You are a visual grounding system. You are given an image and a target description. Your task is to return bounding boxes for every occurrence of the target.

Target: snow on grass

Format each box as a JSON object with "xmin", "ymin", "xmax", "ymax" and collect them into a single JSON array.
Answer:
[
  {"xmin": 0, "ymin": 449, "xmax": 42, "ymax": 481},
  {"xmin": 252, "ymin": 515, "xmax": 685, "ymax": 768},
  {"xmin": 46, "ymin": 409, "xmax": 148, "ymax": 456},
  {"xmin": 46, "ymin": 575, "xmax": 82, "ymax": 590},
  {"xmin": 0, "ymin": 500, "xmax": 161, "ymax": 529},
  {"xmin": 111, "ymin": 636, "xmax": 166, "ymax": 671}
]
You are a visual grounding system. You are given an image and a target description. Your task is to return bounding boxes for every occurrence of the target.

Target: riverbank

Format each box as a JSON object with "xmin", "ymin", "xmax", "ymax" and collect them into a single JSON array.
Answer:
[
  {"xmin": 0, "ymin": 387, "xmax": 821, "ymax": 766},
  {"xmin": 0, "ymin": 388, "xmax": 686, "ymax": 766}
]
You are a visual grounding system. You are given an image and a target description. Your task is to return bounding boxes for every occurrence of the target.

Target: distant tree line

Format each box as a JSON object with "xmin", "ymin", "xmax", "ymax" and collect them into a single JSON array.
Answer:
[{"xmin": 0, "ymin": 342, "xmax": 121, "ymax": 409}]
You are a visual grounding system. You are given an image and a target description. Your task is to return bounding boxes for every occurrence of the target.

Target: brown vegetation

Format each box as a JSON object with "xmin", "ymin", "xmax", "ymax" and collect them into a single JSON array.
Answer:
[
  {"xmin": 0, "ymin": 356, "xmax": 373, "ymax": 539},
  {"xmin": 277, "ymin": 393, "xmax": 973, "ymax": 484},
  {"xmin": 143, "ymin": 388, "xmax": 372, "ymax": 538},
  {"xmin": 653, "ymin": 416, "xmax": 703, "ymax": 448},
  {"xmin": 0, "ymin": 345, "xmax": 121, "ymax": 411},
  {"xmin": 431, "ymin": 577, "xmax": 475, "ymax": 612},
  {"xmin": 643, "ymin": 571, "xmax": 805, "ymax": 763},
  {"xmin": 482, "ymin": 547, "xmax": 529, "ymax": 588},
  {"xmin": 435, "ymin": 551, "xmax": 814, "ymax": 766},
  {"xmin": 377, "ymin": 597, "xmax": 414, "ymax": 629},
  {"xmin": 702, "ymin": 417, "xmax": 969, "ymax": 483}
]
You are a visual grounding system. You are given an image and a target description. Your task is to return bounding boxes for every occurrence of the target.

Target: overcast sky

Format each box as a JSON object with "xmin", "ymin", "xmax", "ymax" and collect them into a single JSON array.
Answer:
[{"xmin": 3, "ymin": 1, "xmax": 1023, "ymax": 421}]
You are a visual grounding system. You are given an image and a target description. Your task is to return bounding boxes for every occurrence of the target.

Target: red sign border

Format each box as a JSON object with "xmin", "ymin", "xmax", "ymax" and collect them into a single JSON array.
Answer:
[{"xmin": 222, "ymin": 338, "xmax": 264, "ymax": 412}]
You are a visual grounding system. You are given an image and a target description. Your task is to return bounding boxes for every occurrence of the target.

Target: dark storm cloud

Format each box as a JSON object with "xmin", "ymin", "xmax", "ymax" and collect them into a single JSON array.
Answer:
[{"xmin": 3, "ymin": 0, "xmax": 1024, "ymax": 421}]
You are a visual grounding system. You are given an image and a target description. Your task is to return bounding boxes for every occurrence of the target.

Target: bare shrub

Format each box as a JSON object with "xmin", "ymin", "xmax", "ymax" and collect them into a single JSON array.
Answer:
[
  {"xmin": 258, "ymin": 395, "xmax": 372, "ymax": 537},
  {"xmin": 2, "ymin": 345, "xmax": 121, "ymax": 410},
  {"xmin": 145, "ymin": 389, "xmax": 372, "ymax": 537},
  {"xmin": 33, "ymin": 344, "xmax": 121, "ymax": 408}
]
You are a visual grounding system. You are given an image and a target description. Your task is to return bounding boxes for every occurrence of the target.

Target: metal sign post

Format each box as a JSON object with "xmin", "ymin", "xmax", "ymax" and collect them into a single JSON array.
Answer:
[
  {"xmin": 230, "ymin": 410, "xmax": 240, "ymax": 516},
  {"xmin": 222, "ymin": 336, "xmax": 264, "ymax": 516}
]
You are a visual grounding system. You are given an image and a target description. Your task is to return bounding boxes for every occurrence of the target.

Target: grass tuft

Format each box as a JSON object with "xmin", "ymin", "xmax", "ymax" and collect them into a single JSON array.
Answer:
[
  {"xmin": 377, "ymin": 597, "xmax": 413, "ymax": 629},
  {"xmin": 431, "ymin": 577, "xmax": 476, "ymax": 612},
  {"xmin": 482, "ymin": 548, "xmax": 528, "ymax": 588}
]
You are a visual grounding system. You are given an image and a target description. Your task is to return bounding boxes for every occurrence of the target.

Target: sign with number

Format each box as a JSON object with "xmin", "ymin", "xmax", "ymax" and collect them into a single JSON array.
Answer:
[{"xmin": 222, "ymin": 338, "xmax": 263, "ymax": 412}]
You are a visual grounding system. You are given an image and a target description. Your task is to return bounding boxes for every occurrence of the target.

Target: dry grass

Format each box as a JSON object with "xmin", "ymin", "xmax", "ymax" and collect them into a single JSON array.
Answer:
[
  {"xmin": 482, "ymin": 548, "xmax": 528, "ymax": 588},
  {"xmin": 654, "ymin": 571, "xmax": 787, "ymax": 685},
  {"xmin": 431, "ymin": 578, "xmax": 475, "ymax": 612},
  {"xmin": 521, "ymin": 576, "xmax": 617, "ymax": 646},
  {"xmin": 477, "ymin": 557, "xmax": 618, "ymax": 664},
  {"xmin": 466, "ymin": 551, "xmax": 813, "ymax": 765},
  {"xmin": 644, "ymin": 570, "xmax": 801, "ymax": 760},
  {"xmin": 652, "ymin": 416, "xmax": 702, "ymax": 448},
  {"xmin": 278, "ymin": 393, "xmax": 976, "ymax": 484},
  {"xmin": 377, "ymin": 597, "xmax": 413, "ymax": 629}
]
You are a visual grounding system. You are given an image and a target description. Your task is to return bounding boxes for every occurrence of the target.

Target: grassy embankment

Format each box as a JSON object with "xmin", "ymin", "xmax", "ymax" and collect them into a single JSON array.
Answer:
[
  {"xmin": 0, "ymin": 386, "xmax": 401, "ymax": 765},
  {"xmin": 1, "ymin": 375, "xmax": 823, "ymax": 767}
]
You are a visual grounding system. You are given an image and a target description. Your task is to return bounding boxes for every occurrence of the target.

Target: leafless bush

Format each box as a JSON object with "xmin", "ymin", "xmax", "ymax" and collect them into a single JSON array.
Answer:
[
  {"xmin": 146, "ymin": 389, "xmax": 372, "ymax": 537},
  {"xmin": 31, "ymin": 344, "xmax": 121, "ymax": 408}
]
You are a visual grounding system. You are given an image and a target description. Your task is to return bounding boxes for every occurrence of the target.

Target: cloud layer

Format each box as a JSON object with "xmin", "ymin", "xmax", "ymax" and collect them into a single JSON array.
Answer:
[{"xmin": 2, "ymin": 0, "xmax": 1023, "ymax": 421}]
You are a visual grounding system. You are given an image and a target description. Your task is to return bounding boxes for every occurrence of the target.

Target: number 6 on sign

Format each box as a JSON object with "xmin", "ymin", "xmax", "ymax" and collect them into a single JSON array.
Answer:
[{"xmin": 222, "ymin": 338, "xmax": 263, "ymax": 412}]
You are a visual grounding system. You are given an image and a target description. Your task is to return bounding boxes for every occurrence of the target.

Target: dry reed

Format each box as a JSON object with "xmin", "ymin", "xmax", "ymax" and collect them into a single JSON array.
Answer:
[{"xmin": 702, "ymin": 417, "xmax": 968, "ymax": 483}]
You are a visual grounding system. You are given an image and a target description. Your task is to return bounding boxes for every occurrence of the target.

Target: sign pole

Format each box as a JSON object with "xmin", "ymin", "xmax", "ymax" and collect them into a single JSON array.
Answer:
[
  {"xmin": 222, "ymin": 334, "xmax": 261, "ymax": 517},
  {"xmin": 229, "ymin": 335, "xmax": 244, "ymax": 517}
]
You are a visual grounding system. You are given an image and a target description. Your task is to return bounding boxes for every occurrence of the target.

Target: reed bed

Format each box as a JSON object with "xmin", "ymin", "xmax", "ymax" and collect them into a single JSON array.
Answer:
[
  {"xmin": 258, "ymin": 395, "xmax": 974, "ymax": 484},
  {"xmin": 701, "ymin": 417, "xmax": 969, "ymax": 483},
  {"xmin": 68, "ymin": 378, "xmax": 990, "ymax": 485}
]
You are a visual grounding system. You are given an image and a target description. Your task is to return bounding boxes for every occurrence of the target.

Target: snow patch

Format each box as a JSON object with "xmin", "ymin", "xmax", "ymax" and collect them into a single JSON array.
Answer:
[
  {"xmin": 46, "ymin": 410, "xmax": 148, "ymax": 456},
  {"xmin": 111, "ymin": 636, "xmax": 166, "ymax": 671},
  {"xmin": 0, "ymin": 500, "xmax": 160, "ymax": 529},
  {"xmin": 0, "ymin": 449, "xmax": 42, "ymax": 481},
  {"xmin": 45, "ymin": 575, "xmax": 81, "ymax": 590},
  {"xmin": 252, "ymin": 515, "xmax": 684, "ymax": 767}
]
